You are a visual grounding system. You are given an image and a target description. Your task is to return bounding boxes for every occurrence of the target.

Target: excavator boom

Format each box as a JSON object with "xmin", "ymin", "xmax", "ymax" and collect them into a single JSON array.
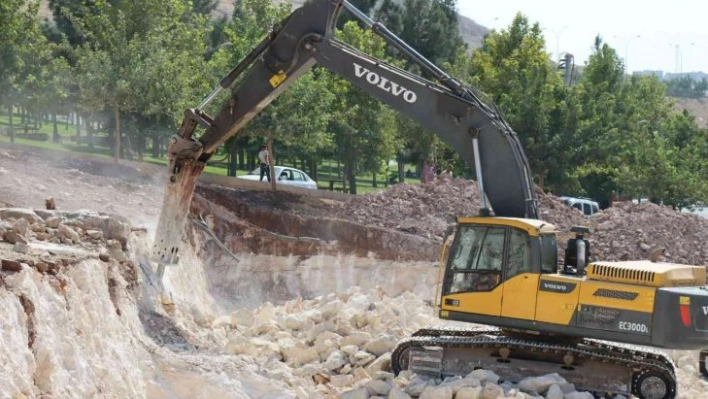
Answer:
[{"xmin": 151, "ymin": 0, "xmax": 539, "ymax": 267}]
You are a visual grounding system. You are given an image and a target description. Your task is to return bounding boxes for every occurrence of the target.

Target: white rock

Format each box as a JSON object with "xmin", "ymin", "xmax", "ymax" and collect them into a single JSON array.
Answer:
[
  {"xmin": 480, "ymin": 383, "xmax": 503, "ymax": 399},
  {"xmin": 86, "ymin": 229, "xmax": 103, "ymax": 239},
  {"xmin": 231, "ymin": 308, "xmax": 254, "ymax": 327},
  {"xmin": 281, "ymin": 314, "xmax": 308, "ymax": 331},
  {"xmin": 439, "ymin": 377, "xmax": 480, "ymax": 394},
  {"xmin": 340, "ymin": 364, "xmax": 353, "ymax": 374},
  {"xmin": 323, "ymin": 351, "xmax": 348, "ymax": 371},
  {"xmin": 341, "ymin": 345, "xmax": 360, "ymax": 356},
  {"xmin": 367, "ymin": 379, "xmax": 393, "ymax": 396},
  {"xmin": 545, "ymin": 384, "xmax": 563, "ymax": 399},
  {"xmin": 388, "ymin": 387, "xmax": 412, "ymax": 399},
  {"xmin": 254, "ymin": 303, "xmax": 277, "ymax": 325},
  {"xmin": 406, "ymin": 376, "xmax": 435, "ymax": 396},
  {"xmin": 320, "ymin": 299, "xmax": 343, "ymax": 319},
  {"xmin": 467, "ymin": 369, "xmax": 500, "ymax": 385},
  {"xmin": 365, "ymin": 335, "xmax": 398, "ymax": 356},
  {"xmin": 353, "ymin": 367, "xmax": 371, "ymax": 382},
  {"xmin": 676, "ymin": 355, "xmax": 694, "ymax": 368},
  {"xmin": 351, "ymin": 350, "xmax": 376, "ymax": 367},
  {"xmin": 211, "ymin": 315, "xmax": 232, "ymax": 329},
  {"xmin": 365, "ymin": 353, "xmax": 392, "ymax": 374},
  {"xmin": 341, "ymin": 387, "xmax": 369, "ymax": 399},
  {"xmin": 681, "ymin": 364, "xmax": 697, "ymax": 374},
  {"xmin": 11, "ymin": 218, "xmax": 30, "ymax": 235},
  {"xmin": 13, "ymin": 242, "xmax": 29, "ymax": 254},
  {"xmin": 517, "ymin": 373, "xmax": 566, "ymax": 394},
  {"xmin": 341, "ymin": 331, "xmax": 373, "ymax": 348},
  {"xmin": 57, "ymin": 224, "xmax": 80, "ymax": 243},
  {"xmin": 330, "ymin": 374, "xmax": 354, "ymax": 388},
  {"xmin": 347, "ymin": 293, "xmax": 372, "ymax": 313},
  {"xmin": 455, "ymin": 386, "xmax": 482, "ymax": 399},
  {"xmin": 106, "ymin": 239, "xmax": 126, "ymax": 262},
  {"xmin": 45, "ymin": 216, "xmax": 61, "ymax": 229},
  {"xmin": 562, "ymin": 392, "xmax": 594, "ymax": 399},
  {"xmin": 281, "ymin": 345, "xmax": 319, "ymax": 367},
  {"xmin": 420, "ymin": 385, "xmax": 453, "ymax": 399}
]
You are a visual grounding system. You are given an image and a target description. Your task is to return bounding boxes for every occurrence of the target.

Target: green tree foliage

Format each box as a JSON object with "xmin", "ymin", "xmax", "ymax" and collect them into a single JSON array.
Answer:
[
  {"xmin": 69, "ymin": 0, "xmax": 211, "ymax": 159},
  {"xmin": 324, "ymin": 21, "xmax": 403, "ymax": 193},
  {"xmin": 0, "ymin": 0, "xmax": 47, "ymax": 105},
  {"xmin": 467, "ymin": 13, "xmax": 573, "ymax": 190}
]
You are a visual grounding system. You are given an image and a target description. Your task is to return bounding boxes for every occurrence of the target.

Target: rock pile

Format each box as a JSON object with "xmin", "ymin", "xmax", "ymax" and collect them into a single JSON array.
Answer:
[
  {"xmin": 210, "ymin": 286, "xmax": 699, "ymax": 398},
  {"xmin": 340, "ymin": 180, "xmax": 708, "ymax": 267}
]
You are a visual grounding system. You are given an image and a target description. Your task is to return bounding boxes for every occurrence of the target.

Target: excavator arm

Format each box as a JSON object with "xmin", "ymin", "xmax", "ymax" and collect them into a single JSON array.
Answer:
[{"xmin": 152, "ymin": 0, "xmax": 538, "ymax": 265}]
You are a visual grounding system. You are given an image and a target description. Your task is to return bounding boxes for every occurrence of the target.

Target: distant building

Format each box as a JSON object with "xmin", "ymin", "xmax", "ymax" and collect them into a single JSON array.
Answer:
[{"xmin": 633, "ymin": 70, "xmax": 664, "ymax": 79}]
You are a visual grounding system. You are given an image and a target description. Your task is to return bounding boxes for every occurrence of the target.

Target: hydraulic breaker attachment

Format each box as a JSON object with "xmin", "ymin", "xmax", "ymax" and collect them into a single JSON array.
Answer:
[{"xmin": 147, "ymin": 134, "xmax": 205, "ymax": 307}]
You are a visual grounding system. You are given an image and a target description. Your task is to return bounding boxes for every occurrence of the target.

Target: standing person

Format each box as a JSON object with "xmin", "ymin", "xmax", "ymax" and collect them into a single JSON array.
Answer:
[
  {"xmin": 258, "ymin": 145, "xmax": 270, "ymax": 182},
  {"xmin": 440, "ymin": 164, "xmax": 453, "ymax": 180}
]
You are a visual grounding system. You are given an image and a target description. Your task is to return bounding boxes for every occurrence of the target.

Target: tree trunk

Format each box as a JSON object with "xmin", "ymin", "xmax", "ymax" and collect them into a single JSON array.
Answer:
[
  {"xmin": 267, "ymin": 137, "xmax": 276, "ymax": 191},
  {"xmin": 372, "ymin": 172, "xmax": 378, "ymax": 188},
  {"xmin": 537, "ymin": 171, "xmax": 546, "ymax": 192},
  {"xmin": 238, "ymin": 146, "xmax": 245, "ymax": 170},
  {"xmin": 114, "ymin": 106, "xmax": 121, "ymax": 162},
  {"xmin": 152, "ymin": 134, "xmax": 160, "ymax": 158},
  {"xmin": 397, "ymin": 156, "xmax": 404, "ymax": 183},
  {"xmin": 8, "ymin": 105, "xmax": 14, "ymax": 143},
  {"xmin": 65, "ymin": 113, "xmax": 70, "ymax": 130},
  {"xmin": 86, "ymin": 115, "xmax": 94, "ymax": 149},
  {"xmin": 52, "ymin": 111, "xmax": 59, "ymax": 142},
  {"xmin": 345, "ymin": 150, "xmax": 357, "ymax": 195},
  {"xmin": 75, "ymin": 111, "xmax": 81, "ymax": 140},
  {"xmin": 227, "ymin": 152, "xmax": 237, "ymax": 177}
]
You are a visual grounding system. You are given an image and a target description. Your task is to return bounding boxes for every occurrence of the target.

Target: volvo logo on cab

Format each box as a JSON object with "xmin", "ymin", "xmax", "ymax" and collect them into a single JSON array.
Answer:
[
  {"xmin": 353, "ymin": 63, "xmax": 417, "ymax": 104},
  {"xmin": 703, "ymin": 306, "xmax": 708, "ymax": 315}
]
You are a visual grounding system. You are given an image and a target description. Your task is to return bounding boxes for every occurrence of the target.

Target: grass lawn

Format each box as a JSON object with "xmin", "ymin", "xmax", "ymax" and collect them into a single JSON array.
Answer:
[{"xmin": 0, "ymin": 113, "xmax": 421, "ymax": 194}]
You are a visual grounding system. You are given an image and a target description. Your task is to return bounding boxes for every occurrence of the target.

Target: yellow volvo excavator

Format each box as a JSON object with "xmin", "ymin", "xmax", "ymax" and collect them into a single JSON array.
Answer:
[{"xmin": 148, "ymin": 1, "xmax": 708, "ymax": 397}]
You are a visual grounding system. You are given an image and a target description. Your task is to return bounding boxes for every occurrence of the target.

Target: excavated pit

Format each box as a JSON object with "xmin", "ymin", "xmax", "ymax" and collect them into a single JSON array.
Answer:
[{"xmin": 2, "ymin": 146, "xmax": 708, "ymax": 398}]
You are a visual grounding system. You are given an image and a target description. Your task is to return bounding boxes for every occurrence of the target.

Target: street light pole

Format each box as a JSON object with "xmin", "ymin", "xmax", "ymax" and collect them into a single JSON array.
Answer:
[
  {"xmin": 613, "ymin": 34, "xmax": 641, "ymax": 72},
  {"xmin": 543, "ymin": 25, "xmax": 569, "ymax": 61}
]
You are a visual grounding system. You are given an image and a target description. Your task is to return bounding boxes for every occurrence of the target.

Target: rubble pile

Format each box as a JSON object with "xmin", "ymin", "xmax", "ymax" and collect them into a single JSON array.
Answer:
[
  {"xmin": 339, "ymin": 180, "xmax": 482, "ymax": 240},
  {"xmin": 340, "ymin": 180, "xmax": 708, "ymax": 266},
  {"xmin": 588, "ymin": 202, "xmax": 708, "ymax": 265},
  {"xmin": 339, "ymin": 179, "xmax": 585, "ymax": 241},
  {"xmin": 212, "ymin": 286, "xmax": 707, "ymax": 398}
]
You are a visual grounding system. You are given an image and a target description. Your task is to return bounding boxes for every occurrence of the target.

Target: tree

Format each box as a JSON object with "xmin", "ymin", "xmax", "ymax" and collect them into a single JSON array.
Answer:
[
  {"xmin": 323, "ymin": 21, "xmax": 403, "ymax": 193},
  {"xmin": 70, "ymin": 0, "xmax": 211, "ymax": 161},
  {"xmin": 467, "ymin": 13, "xmax": 573, "ymax": 191},
  {"xmin": 0, "ymin": 0, "xmax": 49, "ymax": 139}
]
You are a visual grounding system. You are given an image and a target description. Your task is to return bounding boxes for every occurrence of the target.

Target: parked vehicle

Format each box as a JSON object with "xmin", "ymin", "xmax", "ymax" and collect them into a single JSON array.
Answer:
[
  {"xmin": 239, "ymin": 166, "xmax": 318, "ymax": 190},
  {"xmin": 560, "ymin": 196, "xmax": 600, "ymax": 216}
]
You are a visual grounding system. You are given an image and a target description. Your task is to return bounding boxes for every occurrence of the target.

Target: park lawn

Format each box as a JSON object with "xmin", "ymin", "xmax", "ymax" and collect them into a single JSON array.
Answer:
[{"xmin": 0, "ymin": 131, "xmax": 420, "ymax": 194}]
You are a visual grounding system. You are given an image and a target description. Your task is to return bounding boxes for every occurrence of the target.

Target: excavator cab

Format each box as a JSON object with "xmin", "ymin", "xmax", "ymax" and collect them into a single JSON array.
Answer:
[{"xmin": 438, "ymin": 217, "xmax": 558, "ymax": 320}]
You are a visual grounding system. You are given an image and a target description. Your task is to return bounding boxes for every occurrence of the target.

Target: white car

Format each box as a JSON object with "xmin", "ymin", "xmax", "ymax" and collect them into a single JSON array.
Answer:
[{"xmin": 239, "ymin": 166, "xmax": 318, "ymax": 190}]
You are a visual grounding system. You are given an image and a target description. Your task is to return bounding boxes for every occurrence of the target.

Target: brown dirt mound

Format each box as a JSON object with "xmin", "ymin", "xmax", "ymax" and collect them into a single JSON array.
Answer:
[{"xmin": 337, "ymin": 179, "xmax": 708, "ymax": 266}]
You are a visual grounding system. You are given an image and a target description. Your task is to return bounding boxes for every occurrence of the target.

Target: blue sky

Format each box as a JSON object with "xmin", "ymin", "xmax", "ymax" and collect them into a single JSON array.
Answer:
[{"xmin": 456, "ymin": 0, "xmax": 708, "ymax": 74}]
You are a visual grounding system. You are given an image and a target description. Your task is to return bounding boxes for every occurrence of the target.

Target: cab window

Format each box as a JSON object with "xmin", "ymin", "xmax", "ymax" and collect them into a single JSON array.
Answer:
[
  {"xmin": 507, "ymin": 228, "xmax": 531, "ymax": 279},
  {"xmin": 540, "ymin": 233, "xmax": 558, "ymax": 273},
  {"xmin": 446, "ymin": 226, "xmax": 505, "ymax": 294}
]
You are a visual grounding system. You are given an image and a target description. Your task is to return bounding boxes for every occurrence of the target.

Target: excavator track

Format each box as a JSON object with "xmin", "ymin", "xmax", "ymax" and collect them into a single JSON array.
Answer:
[{"xmin": 392, "ymin": 326, "xmax": 676, "ymax": 399}]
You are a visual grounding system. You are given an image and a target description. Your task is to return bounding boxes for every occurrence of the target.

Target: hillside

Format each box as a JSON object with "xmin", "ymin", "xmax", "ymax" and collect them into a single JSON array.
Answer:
[
  {"xmin": 38, "ymin": 0, "xmax": 488, "ymax": 52},
  {"xmin": 674, "ymin": 97, "xmax": 708, "ymax": 128}
]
